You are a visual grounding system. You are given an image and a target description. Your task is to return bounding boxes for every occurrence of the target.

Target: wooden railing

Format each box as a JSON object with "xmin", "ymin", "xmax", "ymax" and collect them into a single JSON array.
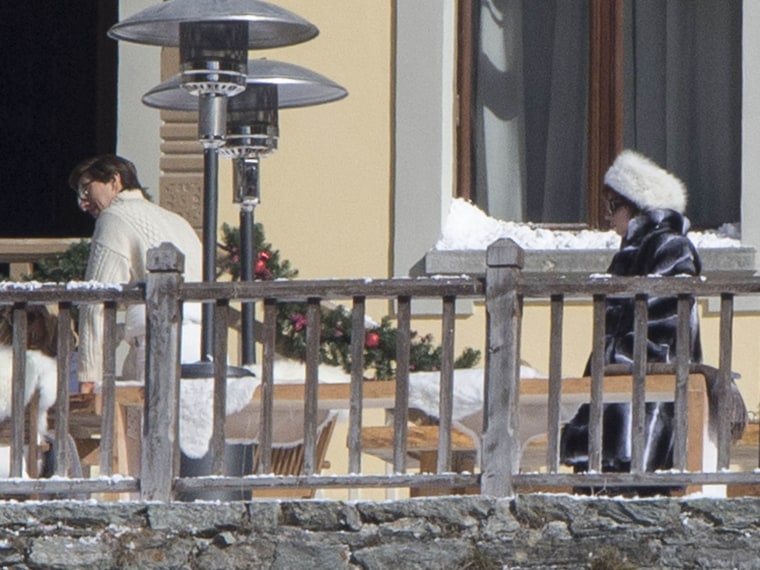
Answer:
[{"xmin": 0, "ymin": 239, "xmax": 758, "ymax": 500}]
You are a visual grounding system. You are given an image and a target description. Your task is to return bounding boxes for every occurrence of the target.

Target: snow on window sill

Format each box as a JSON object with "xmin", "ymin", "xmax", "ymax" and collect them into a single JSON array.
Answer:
[{"xmin": 429, "ymin": 199, "xmax": 754, "ymax": 277}]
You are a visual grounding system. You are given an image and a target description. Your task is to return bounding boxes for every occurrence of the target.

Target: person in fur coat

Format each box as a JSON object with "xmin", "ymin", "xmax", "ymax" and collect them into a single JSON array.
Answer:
[{"xmin": 560, "ymin": 149, "xmax": 711, "ymax": 487}]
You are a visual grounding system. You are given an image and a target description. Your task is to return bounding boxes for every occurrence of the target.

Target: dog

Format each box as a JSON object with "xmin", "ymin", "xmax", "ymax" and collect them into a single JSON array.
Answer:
[{"xmin": 0, "ymin": 306, "xmax": 60, "ymax": 460}]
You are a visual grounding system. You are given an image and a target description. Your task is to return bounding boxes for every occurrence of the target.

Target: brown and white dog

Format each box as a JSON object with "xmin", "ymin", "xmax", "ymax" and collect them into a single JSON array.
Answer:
[
  {"xmin": 0, "ymin": 305, "xmax": 84, "ymax": 481},
  {"xmin": 0, "ymin": 305, "xmax": 60, "ymax": 442}
]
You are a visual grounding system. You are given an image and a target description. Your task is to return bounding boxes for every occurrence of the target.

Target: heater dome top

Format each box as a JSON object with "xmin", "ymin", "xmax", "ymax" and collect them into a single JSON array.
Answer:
[{"xmin": 108, "ymin": 0, "xmax": 318, "ymax": 48}]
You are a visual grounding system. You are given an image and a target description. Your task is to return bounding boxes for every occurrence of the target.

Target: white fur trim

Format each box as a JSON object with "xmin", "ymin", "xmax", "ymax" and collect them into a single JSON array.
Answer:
[{"xmin": 604, "ymin": 150, "xmax": 687, "ymax": 213}]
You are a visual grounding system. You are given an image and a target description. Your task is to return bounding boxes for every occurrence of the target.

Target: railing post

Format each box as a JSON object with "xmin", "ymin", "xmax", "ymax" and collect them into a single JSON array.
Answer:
[
  {"xmin": 141, "ymin": 243, "xmax": 184, "ymax": 501},
  {"xmin": 482, "ymin": 238, "xmax": 524, "ymax": 496}
]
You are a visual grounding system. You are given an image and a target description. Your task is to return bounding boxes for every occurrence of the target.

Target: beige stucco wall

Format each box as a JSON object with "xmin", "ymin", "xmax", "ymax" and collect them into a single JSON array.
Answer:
[
  {"xmin": 219, "ymin": 3, "xmax": 396, "ymax": 500},
  {"xmin": 145, "ymin": 3, "xmax": 760, "ymax": 414},
  {"xmin": 216, "ymin": 1, "xmax": 394, "ymax": 283}
]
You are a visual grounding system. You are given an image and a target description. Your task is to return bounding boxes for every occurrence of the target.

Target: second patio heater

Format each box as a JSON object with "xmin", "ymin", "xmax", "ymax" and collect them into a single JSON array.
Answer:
[
  {"xmin": 108, "ymin": 0, "xmax": 319, "ymax": 358},
  {"xmin": 143, "ymin": 59, "xmax": 348, "ymax": 364}
]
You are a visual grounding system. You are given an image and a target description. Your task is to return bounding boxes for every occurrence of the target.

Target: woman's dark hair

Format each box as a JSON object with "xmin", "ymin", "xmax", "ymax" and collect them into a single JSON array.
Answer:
[{"xmin": 68, "ymin": 154, "xmax": 148, "ymax": 197}]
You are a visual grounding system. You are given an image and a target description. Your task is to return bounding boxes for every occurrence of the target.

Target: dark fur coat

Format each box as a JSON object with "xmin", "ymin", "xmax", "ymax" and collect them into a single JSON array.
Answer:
[{"xmin": 560, "ymin": 209, "xmax": 703, "ymax": 473}]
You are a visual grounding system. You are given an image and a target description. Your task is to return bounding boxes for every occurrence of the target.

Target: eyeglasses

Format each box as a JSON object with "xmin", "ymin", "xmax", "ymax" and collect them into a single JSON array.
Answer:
[
  {"xmin": 77, "ymin": 180, "xmax": 93, "ymax": 202},
  {"xmin": 605, "ymin": 197, "xmax": 627, "ymax": 216}
]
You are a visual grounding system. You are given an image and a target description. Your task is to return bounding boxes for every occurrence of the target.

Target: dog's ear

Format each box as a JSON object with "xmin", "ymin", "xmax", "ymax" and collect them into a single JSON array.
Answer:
[
  {"xmin": 42, "ymin": 310, "xmax": 58, "ymax": 358},
  {"xmin": 27, "ymin": 306, "xmax": 58, "ymax": 358}
]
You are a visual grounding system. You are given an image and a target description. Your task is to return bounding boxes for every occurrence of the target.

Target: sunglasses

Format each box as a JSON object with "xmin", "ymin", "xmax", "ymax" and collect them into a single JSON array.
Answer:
[{"xmin": 605, "ymin": 197, "xmax": 628, "ymax": 216}]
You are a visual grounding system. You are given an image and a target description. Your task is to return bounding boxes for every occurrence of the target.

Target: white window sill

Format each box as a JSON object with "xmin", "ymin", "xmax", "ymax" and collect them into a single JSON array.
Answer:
[{"xmin": 424, "ymin": 247, "xmax": 757, "ymax": 277}]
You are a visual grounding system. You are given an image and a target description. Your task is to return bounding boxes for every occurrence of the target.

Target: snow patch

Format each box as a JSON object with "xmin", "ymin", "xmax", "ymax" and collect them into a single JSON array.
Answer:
[{"xmin": 434, "ymin": 199, "xmax": 742, "ymax": 251}]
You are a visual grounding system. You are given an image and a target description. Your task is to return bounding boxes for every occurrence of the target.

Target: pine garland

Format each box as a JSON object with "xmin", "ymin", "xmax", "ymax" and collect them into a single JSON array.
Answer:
[
  {"xmin": 26, "ymin": 239, "xmax": 92, "ymax": 283},
  {"xmin": 217, "ymin": 223, "xmax": 297, "ymax": 282},
  {"xmin": 218, "ymin": 222, "xmax": 481, "ymax": 379}
]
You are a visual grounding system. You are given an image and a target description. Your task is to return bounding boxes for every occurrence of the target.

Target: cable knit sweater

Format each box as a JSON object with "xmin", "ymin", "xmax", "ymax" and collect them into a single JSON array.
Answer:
[{"xmin": 79, "ymin": 190, "xmax": 202, "ymax": 385}]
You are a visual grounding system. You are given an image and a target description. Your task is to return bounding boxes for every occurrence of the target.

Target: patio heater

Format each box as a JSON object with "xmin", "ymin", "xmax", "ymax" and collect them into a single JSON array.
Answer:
[
  {"xmin": 107, "ymin": 0, "xmax": 318, "ymax": 359},
  {"xmin": 143, "ymin": 59, "xmax": 348, "ymax": 364}
]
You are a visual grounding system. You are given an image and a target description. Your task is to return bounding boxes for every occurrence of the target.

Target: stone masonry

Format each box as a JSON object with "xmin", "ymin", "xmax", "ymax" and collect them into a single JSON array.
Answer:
[{"xmin": 0, "ymin": 495, "xmax": 759, "ymax": 569}]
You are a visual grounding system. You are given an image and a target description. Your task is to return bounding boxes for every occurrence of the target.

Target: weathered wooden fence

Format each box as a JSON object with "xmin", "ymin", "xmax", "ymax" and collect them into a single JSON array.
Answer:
[{"xmin": 0, "ymin": 239, "xmax": 758, "ymax": 500}]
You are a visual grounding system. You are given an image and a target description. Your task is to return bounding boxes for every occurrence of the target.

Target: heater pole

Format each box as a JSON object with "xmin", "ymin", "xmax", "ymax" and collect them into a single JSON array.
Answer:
[
  {"xmin": 240, "ymin": 203, "xmax": 256, "ymax": 365},
  {"xmin": 236, "ymin": 158, "xmax": 261, "ymax": 366},
  {"xmin": 201, "ymin": 146, "xmax": 219, "ymax": 360}
]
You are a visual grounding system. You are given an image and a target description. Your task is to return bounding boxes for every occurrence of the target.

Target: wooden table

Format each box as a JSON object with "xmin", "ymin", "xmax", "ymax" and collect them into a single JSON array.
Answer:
[
  {"xmin": 250, "ymin": 380, "xmax": 397, "ymax": 410},
  {"xmin": 235, "ymin": 374, "xmax": 711, "ymax": 474},
  {"xmin": 100, "ymin": 374, "xmax": 712, "ymax": 496}
]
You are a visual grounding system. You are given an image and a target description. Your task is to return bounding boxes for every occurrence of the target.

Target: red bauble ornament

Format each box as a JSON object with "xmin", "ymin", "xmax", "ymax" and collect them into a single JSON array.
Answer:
[
  {"xmin": 254, "ymin": 257, "xmax": 272, "ymax": 280},
  {"xmin": 365, "ymin": 331, "xmax": 381, "ymax": 348},
  {"xmin": 291, "ymin": 313, "xmax": 307, "ymax": 332}
]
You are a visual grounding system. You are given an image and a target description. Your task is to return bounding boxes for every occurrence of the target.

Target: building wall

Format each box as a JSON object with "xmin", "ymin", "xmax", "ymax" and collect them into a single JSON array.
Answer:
[
  {"xmin": 228, "ymin": 1, "xmax": 394, "ymax": 282},
  {"xmin": 116, "ymin": 0, "xmax": 162, "ymax": 200},
  {"xmin": 119, "ymin": 0, "xmax": 392, "ymax": 284}
]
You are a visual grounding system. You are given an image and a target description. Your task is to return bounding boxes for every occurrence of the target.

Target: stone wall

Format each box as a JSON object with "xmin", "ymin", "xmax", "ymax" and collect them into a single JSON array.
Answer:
[{"xmin": 1, "ymin": 495, "xmax": 760, "ymax": 569}]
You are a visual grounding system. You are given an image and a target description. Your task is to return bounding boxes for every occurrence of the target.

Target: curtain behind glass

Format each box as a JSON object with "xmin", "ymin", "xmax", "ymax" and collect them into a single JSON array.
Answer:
[
  {"xmin": 474, "ymin": 0, "xmax": 741, "ymax": 228},
  {"xmin": 623, "ymin": 0, "xmax": 741, "ymax": 228},
  {"xmin": 472, "ymin": 0, "xmax": 526, "ymax": 221},
  {"xmin": 473, "ymin": 0, "xmax": 589, "ymax": 223}
]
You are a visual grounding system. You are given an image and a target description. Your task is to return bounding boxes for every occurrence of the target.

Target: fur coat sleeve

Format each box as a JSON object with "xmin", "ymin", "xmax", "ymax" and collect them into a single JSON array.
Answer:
[{"xmin": 597, "ymin": 209, "xmax": 703, "ymax": 369}]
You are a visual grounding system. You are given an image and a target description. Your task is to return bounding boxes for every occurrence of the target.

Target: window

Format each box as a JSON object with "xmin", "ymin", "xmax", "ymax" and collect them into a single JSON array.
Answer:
[
  {"xmin": 458, "ymin": 0, "xmax": 741, "ymax": 229},
  {"xmin": 0, "ymin": 2, "xmax": 118, "ymax": 237}
]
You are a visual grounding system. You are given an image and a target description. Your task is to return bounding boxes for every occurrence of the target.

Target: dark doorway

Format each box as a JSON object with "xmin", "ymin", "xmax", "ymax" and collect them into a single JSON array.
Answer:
[{"xmin": 0, "ymin": 2, "xmax": 118, "ymax": 237}]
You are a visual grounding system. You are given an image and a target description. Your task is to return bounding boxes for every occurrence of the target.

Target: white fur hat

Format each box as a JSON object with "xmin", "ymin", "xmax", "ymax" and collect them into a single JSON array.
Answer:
[{"xmin": 604, "ymin": 149, "xmax": 687, "ymax": 213}]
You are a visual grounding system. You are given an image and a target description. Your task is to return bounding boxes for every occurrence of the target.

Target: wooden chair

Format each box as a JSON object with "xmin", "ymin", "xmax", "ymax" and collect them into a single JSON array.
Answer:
[
  {"xmin": 249, "ymin": 414, "xmax": 338, "ymax": 498},
  {"xmin": 116, "ymin": 389, "xmax": 339, "ymax": 499},
  {"xmin": 48, "ymin": 393, "xmax": 101, "ymax": 477}
]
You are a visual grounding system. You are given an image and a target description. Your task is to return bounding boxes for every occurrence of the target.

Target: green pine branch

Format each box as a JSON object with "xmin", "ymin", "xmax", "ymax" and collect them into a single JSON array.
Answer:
[
  {"xmin": 219, "ymin": 222, "xmax": 481, "ymax": 379},
  {"xmin": 26, "ymin": 239, "xmax": 91, "ymax": 283}
]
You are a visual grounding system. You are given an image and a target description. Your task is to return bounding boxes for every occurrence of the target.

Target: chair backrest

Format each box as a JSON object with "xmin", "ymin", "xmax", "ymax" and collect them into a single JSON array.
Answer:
[{"xmin": 250, "ymin": 414, "xmax": 337, "ymax": 498}]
